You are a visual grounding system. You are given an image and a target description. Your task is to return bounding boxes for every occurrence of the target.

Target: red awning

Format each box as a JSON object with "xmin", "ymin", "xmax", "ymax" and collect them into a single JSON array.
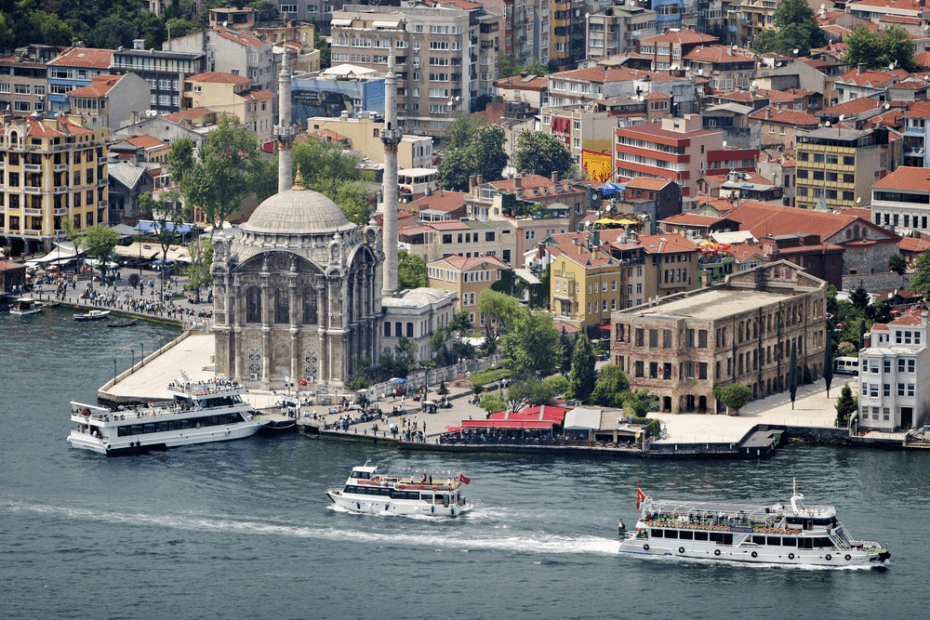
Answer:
[{"xmin": 462, "ymin": 420, "xmax": 554, "ymax": 430}]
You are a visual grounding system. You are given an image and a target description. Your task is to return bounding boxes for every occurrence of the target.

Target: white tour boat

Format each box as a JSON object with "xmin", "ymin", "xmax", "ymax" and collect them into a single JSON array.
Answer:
[
  {"xmin": 10, "ymin": 297, "xmax": 45, "ymax": 317},
  {"xmin": 74, "ymin": 309, "xmax": 110, "ymax": 321},
  {"xmin": 67, "ymin": 378, "xmax": 266, "ymax": 456},
  {"xmin": 327, "ymin": 463, "xmax": 474, "ymax": 517},
  {"xmin": 619, "ymin": 482, "xmax": 890, "ymax": 568}
]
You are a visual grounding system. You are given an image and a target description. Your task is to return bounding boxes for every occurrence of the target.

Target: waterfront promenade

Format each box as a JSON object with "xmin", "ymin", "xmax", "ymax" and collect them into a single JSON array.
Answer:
[{"xmin": 97, "ymin": 322, "xmax": 878, "ymax": 450}]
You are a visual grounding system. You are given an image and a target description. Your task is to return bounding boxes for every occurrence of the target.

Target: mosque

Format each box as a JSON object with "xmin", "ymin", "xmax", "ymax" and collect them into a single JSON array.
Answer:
[{"xmin": 209, "ymin": 49, "xmax": 390, "ymax": 390}]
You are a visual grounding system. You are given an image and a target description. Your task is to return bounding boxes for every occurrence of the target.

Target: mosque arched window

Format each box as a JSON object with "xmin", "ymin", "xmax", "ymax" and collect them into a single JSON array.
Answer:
[
  {"xmin": 274, "ymin": 288, "xmax": 289, "ymax": 324},
  {"xmin": 246, "ymin": 287, "xmax": 262, "ymax": 323},
  {"xmin": 303, "ymin": 287, "xmax": 318, "ymax": 324}
]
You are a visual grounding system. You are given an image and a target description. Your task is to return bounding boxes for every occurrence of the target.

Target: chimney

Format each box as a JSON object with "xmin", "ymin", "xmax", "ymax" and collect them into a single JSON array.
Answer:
[
  {"xmin": 133, "ymin": 39, "xmax": 146, "ymax": 51},
  {"xmin": 514, "ymin": 173, "xmax": 522, "ymax": 189},
  {"xmin": 551, "ymin": 171, "xmax": 560, "ymax": 183},
  {"xmin": 468, "ymin": 174, "xmax": 476, "ymax": 191},
  {"xmin": 476, "ymin": 174, "xmax": 483, "ymax": 186},
  {"xmin": 858, "ymin": 63, "xmax": 865, "ymax": 75}
]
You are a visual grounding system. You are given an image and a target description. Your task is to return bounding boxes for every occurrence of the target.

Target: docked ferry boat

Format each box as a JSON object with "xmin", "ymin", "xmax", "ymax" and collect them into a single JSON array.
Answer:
[
  {"xmin": 619, "ymin": 482, "xmax": 890, "ymax": 568},
  {"xmin": 67, "ymin": 378, "xmax": 266, "ymax": 456},
  {"xmin": 10, "ymin": 297, "xmax": 45, "ymax": 317},
  {"xmin": 327, "ymin": 463, "xmax": 474, "ymax": 517}
]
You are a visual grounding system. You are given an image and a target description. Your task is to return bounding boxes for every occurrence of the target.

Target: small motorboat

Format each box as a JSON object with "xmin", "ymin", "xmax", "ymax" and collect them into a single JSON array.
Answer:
[
  {"xmin": 10, "ymin": 297, "xmax": 45, "ymax": 317},
  {"xmin": 74, "ymin": 310, "xmax": 111, "ymax": 321},
  {"xmin": 106, "ymin": 317, "xmax": 137, "ymax": 328}
]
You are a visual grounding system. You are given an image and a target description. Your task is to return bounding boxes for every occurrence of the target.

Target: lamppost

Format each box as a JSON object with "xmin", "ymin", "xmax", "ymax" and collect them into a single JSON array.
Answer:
[
  {"xmin": 113, "ymin": 358, "xmax": 117, "ymax": 382},
  {"xmin": 131, "ymin": 348, "xmax": 135, "ymax": 372}
]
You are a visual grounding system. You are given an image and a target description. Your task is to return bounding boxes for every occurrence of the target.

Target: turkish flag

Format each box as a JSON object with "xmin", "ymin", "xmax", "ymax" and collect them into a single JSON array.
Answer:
[
  {"xmin": 636, "ymin": 488, "xmax": 647, "ymax": 509},
  {"xmin": 459, "ymin": 473, "xmax": 471, "ymax": 485}
]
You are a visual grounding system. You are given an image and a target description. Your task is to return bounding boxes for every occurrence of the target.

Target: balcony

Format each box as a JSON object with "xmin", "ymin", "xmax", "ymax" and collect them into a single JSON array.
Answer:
[
  {"xmin": 24, "ymin": 186, "xmax": 42, "ymax": 194},
  {"xmin": 54, "ymin": 186, "xmax": 68, "ymax": 194},
  {"xmin": 24, "ymin": 208, "xmax": 42, "ymax": 216},
  {"xmin": 24, "ymin": 163, "xmax": 41, "ymax": 172},
  {"xmin": 54, "ymin": 208, "xmax": 68, "ymax": 216},
  {"xmin": 54, "ymin": 163, "xmax": 67, "ymax": 172}
]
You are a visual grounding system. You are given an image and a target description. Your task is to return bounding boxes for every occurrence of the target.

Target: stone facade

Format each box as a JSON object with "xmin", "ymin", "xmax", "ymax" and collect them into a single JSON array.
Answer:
[
  {"xmin": 211, "ymin": 180, "xmax": 383, "ymax": 391},
  {"xmin": 611, "ymin": 261, "xmax": 828, "ymax": 414}
]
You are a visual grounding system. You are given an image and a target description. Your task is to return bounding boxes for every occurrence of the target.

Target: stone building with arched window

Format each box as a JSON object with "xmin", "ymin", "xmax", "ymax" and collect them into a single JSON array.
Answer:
[{"xmin": 211, "ymin": 176, "xmax": 384, "ymax": 390}]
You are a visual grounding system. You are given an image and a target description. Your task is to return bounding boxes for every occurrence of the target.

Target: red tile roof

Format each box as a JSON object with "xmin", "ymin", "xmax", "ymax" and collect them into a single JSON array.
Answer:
[
  {"xmin": 548, "ymin": 234, "xmax": 616, "ymax": 269},
  {"xmin": 684, "ymin": 45, "xmax": 754, "ymax": 63},
  {"xmin": 749, "ymin": 107, "xmax": 820, "ymax": 127},
  {"xmin": 435, "ymin": 254, "xmax": 510, "ymax": 271},
  {"xmin": 838, "ymin": 68, "xmax": 908, "ymax": 87},
  {"xmin": 659, "ymin": 212, "xmax": 726, "ymax": 226},
  {"xmin": 67, "ymin": 74, "xmax": 123, "ymax": 97},
  {"xmin": 903, "ymin": 100, "xmax": 930, "ymax": 119},
  {"xmin": 726, "ymin": 201, "xmax": 888, "ymax": 241},
  {"xmin": 164, "ymin": 107, "xmax": 215, "ymax": 122},
  {"xmin": 242, "ymin": 89, "xmax": 274, "ymax": 100},
  {"xmin": 126, "ymin": 134, "xmax": 167, "ymax": 150},
  {"xmin": 48, "ymin": 47, "xmax": 113, "ymax": 68},
  {"xmin": 849, "ymin": 0, "xmax": 922, "ymax": 12},
  {"xmin": 189, "ymin": 72, "xmax": 252, "ymax": 84},
  {"xmin": 409, "ymin": 190, "xmax": 468, "ymax": 213},
  {"xmin": 638, "ymin": 29, "xmax": 717, "ymax": 46},
  {"xmin": 638, "ymin": 234, "xmax": 698, "ymax": 254},
  {"xmin": 900, "ymin": 237, "xmax": 930, "ymax": 252},
  {"xmin": 820, "ymin": 97, "xmax": 882, "ymax": 117},
  {"xmin": 871, "ymin": 166, "xmax": 930, "ymax": 191},
  {"xmin": 494, "ymin": 74, "xmax": 548, "ymax": 91},
  {"xmin": 215, "ymin": 27, "xmax": 268, "ymax": 48},
  {"xmin": 626, "ymin": 177, "xmax": 673, "ymax": 190}
]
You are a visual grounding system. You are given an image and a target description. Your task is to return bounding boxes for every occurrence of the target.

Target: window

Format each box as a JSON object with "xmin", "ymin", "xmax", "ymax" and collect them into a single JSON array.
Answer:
[
  {"xmin": 649, "ymin": 329, "xmax": 658, "ymax": 348},
  {"xmin": 649, "ymin": 362, "xmax": 658, "ymax": 378}
]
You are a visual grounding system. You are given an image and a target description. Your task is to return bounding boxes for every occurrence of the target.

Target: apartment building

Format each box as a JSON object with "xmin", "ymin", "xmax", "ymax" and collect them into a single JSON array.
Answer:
[
  {"xmin": 585, "ymin": 5, "xmax": 658, "ymax": 59},
  {"xmin": 833, "ymin": 67, "xmax": 908, "ymax": 104},
  {"xmin": 400, "ymin": 219, "xmax": 516, "ymax": 264},
  {"xmin": 859, "ymin": 311, "xmax": 930, "ymax": 432},
  {"xmin": 0, "ymin": 115, "xmax": 109, "ymax": 255},
  {"xmin": 684, "ymin": 44, "xmax": 756, "ymax": 92},
  {"xmin": 164, "ymin": 26, "xmax": 276, "ymax": 96},
  {"xmin": 47, "ymin": 47, "xmax": 115, "ymax": 114},
  {"xmin": 549, "ymin": 0, "xmax": 585, "ymax": 70},
  {"xmin": 66, "ymin": 74, "xmax": 151, "ymax": 131},
  {"xmin": 636, "ymin": 28, "xmax": 717, "ymax": 71},
  {"xmin": 113, "ymin": 40, "xmax": 206, "ymax": 114},
  {"xmin": 427, "ymin": 254, "xmax": 512, "ymax": 324},
  {"xmin": 901, "ymin": 100, "xmax": 930, "ymax": 168},
  {"xmin": 305, "ymin": 113, "xmax": 433, "ymax": 167},
  {"xmin": 610, "ymin": 260, "xmax": 828, "ymax": 414},
  {"xmin": 329, "ymin": 2, "xmax": 501, "ymax": 137},
  {"xmin": 541, "ymin": 104, "xmax": 618, "ymax": 166},
  {"xmin": 652, "ymin": 0, "xmax": 698, "ymax": 31},
  {"xmin": 869, "ymin": 166, "xmax": 930, "ymax": 237},
  {"xmin": 795, "ymin": 126, "xmax": 900, "ymax": 210},
  {"xmin": 614, "ymin": 115, "xmax": 757, "ymax": 196},
  {"xmin": 186, "ymin": 72, "xmax": 276, "ymax": 147},
  {"xmin": 0, "ymin": 45, "xmax": 64, "ymax": 117},
  {"xmin": 501, "ymin": 0, "xmax": 550, "ymax": 67},
  {"xmin": 547, "ymin": 65, "xmax": 697, "ymax": 113},
  {"xmin": 549, "ymin": 231, "xmax": 625, "ymax": 331}
]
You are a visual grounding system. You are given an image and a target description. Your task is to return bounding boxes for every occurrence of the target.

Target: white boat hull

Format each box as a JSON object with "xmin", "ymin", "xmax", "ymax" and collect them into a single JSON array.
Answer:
[
  {"xmin": 10, "ymin": 308, "xmax": 43, "ymax": 317},
  {"xmin": 619, "ymin": 538, "xmax": 885, "ymax": 567},
  {"xmin": 327, "ymin": 489, "xmax": 473, "ymax": 517},
  {"xmin": 67, "ymin": 421, "xmax": 265, "ymax": 456}
]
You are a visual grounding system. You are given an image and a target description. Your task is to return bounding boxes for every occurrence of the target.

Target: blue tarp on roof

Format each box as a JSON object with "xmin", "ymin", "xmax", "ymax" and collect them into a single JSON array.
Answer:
[
  {"xmin": 601, "ymin": 182, "xmax": 626, "ymax": 196},
  {"xmin": 133, "ymin": 220, "xmax": 194, "ymax": 235}
]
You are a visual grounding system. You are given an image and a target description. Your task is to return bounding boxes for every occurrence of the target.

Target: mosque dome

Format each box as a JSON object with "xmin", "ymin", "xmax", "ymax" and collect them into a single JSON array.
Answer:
[{"xmin": 241, "ymin": 174, "xmax": 355, "ymax": 236}]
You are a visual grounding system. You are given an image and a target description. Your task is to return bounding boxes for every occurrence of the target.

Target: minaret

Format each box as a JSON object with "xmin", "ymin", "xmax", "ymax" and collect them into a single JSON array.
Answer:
[
  {"xmin": 380, "ymin": 53, "xmax": 403, "ymax": 297},
  {"xmin": 274, "ymin": 42, "xmax": 297, "ymax": 193}
]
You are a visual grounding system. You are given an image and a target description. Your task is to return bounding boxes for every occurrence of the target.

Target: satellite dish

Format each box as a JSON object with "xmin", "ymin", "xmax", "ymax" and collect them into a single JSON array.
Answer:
[
  {"xmin": 825, "ymin": 121, "xmax": 831, "ymax": 127},
  {"xmin": 722, "ymin": 140, "xmax": 728, "ymax": 147},
  {"xmin": 857, "ymin": 197, "xmax": 862, "ymax": 205},
  {"xmin": 223, "ymin": 20, "xmax": 228, "ymax": 27},
  {"xmin": 793, "ymin": 49, "xmax": 799, "ymax": 55},
  {"xmin": 885, "ymin": 103, "xmax": 891, "ymax": 110},
  {"xmin": 890, "ymin": 62, "xmax": 896, "ymax": 70},
  {"xmin": 839, "ymin": 114, "xmax": 845, "ymax": 121},
  {"xmin": 820, "ymin": 3, "xmax": 825, "ymax": 8}
]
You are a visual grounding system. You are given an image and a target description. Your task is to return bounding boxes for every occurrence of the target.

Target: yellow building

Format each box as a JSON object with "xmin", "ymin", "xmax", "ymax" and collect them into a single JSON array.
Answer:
[
  {"xmin": 549, "ymin": 232, "xmax": 624, "ymax": 331},
  {"xmin": 305, "ymin": 114, "xmax": 434, "ymax": 169},
  {"xmin": 0, "ymin": 115, "xmax": 108, "ymax": 254},
  {"xmin": 795, "ymin": 126, "xmax": 900, "ymax": 210},
  {"xmin": 427, "ymin": 254, "xmax": 511, "ymax": 326},
  {"xmin": 186, "ymin": 72, "xmax": 276, "ymax": 148}
]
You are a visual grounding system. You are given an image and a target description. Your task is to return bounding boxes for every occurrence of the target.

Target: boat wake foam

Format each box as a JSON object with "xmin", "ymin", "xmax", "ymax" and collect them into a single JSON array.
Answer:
[{"xmin": 7, "ymin": 500, "xmax": 619, "ymax": 556}]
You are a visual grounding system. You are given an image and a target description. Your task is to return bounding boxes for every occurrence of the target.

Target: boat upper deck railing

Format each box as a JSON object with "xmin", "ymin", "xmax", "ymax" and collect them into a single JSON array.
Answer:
[
  {"xmin": 350, "ymin": 474, "xmax": 462, "ymax": 492},
  {"xmin": 168, "ymin": 380, "xmax": 244, "ymax": 397},
  {"xmin": 71, "ymin": 401, "xmax": 250, "ymax": 423}
]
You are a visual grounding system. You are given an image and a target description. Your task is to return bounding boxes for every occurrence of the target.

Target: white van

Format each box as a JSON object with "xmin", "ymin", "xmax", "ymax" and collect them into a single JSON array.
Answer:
[{"xmin": 834, "ymin": 357, "xmax": 860, "ymax": 375}]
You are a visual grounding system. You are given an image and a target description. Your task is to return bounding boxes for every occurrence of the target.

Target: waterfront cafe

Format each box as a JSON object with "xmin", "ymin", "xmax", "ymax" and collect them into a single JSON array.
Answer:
[{"xmin": 456, "ymin": 405, "xmax": 570, "ymax": 440}]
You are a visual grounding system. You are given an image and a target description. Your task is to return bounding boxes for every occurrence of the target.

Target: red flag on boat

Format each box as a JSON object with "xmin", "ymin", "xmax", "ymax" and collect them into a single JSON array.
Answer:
[
  {"xmin": 635, "ymin": 488, "xmax": 647, "ymax": 509},
  {"xmin": 299, "ymin": 379, "xmax": 308, "ymax": 386},
  {"xmin": 459, "ymin": 473, "xmax": 471, "ymax": 485}
]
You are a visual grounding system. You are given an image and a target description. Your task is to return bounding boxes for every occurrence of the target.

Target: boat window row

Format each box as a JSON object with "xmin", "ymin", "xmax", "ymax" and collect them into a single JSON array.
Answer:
[
  {"xmin": 650, "ymin": 529, "xmax": 733, "ymax": 544},
  {"xmin": 116, "ymin": 413, "xmax": 245, "ymax": 436},
  {"xmin": 343, "ymin": 485, "xmax": 450, "ymax": 501}
]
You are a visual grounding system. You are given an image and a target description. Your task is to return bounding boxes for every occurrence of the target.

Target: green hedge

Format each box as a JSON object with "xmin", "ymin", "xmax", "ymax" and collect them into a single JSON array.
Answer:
[{"xmin": 469, "ymin": 366, "xmax": 515, "ymax": 387}]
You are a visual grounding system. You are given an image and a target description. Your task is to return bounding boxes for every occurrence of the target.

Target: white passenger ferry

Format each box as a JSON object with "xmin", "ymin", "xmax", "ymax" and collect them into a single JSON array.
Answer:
[
  {"xmin": 67, "ymin": 378, "xmax": 266, "ymax": 456},
  {"xmin": 619, "ymin": 482, "xmax": 890, "ymax": 568},
  {"xmin": 327, "ymin": 463, "xmax": 474, "ymax": 517}
]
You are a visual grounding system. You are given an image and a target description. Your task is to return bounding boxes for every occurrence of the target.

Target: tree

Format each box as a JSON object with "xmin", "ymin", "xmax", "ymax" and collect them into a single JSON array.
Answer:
[
  {"xmin": 590, "ymin": 364, "xmax": 631, "ymax": 408},
  {"xmin": 713, "ymin": 384, "xmax": 752, "ymax": 415},
  {"xmin": 477, "ymin": 289, "xmax": 521, "ymax": 351},
  {"xmin": 826, "ymin": 283, "xmax": 838, "ymax": 317},
  {"xmin": 823, "ymin": 323, "xmax": 834, "ymax": 398},
  {"xmin": 835, "ymin": 384, "xmax": 858, "ymax": 427},
  {"xmin": 443, "ymin": 114, "xmax": 486, "ymax": 150},
  {"xmin": 889, "ymin": 253, "xmax": 907, "ymax": 276},
  {"xmin": 498, "ymin": 55, "xmax": 522, "ymax": 78},
  {"xmin": 185, "ymin": 238, "xmax": 214, "ymax": 302},
  {"xmin": 83, "ymin": 226, "xmax": 119, "ymax": 278},
  {"xmin": 846, "ymin": 25, "xmax": 915, "ymax": 72},
  {"xmin": 248, "ymin": 0, "xmax": 279, "ymax": 21},
  {"xmin": 438, "ymin": 125, "xmax": 507, "ymax": 191},
  {"xmin": 788, "ymin": 341, "xmax": 798, "ymax": 410},
  {"xmin": 398, "ymin": 249, "xmax": 428, "ymax": 291},
  {"xmin": 313, "ymin": 27, "xmax": 331, "ymax": 69},
  {"xmin": 501, "ymin": 308, "xmax": 562, "ymax": 376},
  {"xmin": 752, "ymin": 0, "xmax": 824, "ymax": 56},
  {"xmin": 292, "ymin": 136, "xmax": 374, "ymax": 223},
  {"xmin": 850, "ymin": 286, "xmax": 872, "ymax": 317},
  {"xmin": 168, "ymin": 115, "xmax": 274, "ymax": 237},
  {"xmin": 567, "ymin": 335, "xmax": 596, "ymax": 402},
  {"xmin": 559, "ymin": 327, "xmax": 575, "ymax": 373},
  {"xmin": 512, "ymin": 131, "xmax": 573, "ymax": 179},
  {"xmin": 522, "ymin": 60, "xmax": 548, "ymax": 77},
  {"xmin": 910, "ymin": 250, "xmax": 930, "ymax": 298},
  {"xmin": 538, "ymin": 374, "xmax": 568, "ymax": 402},
  {"xmin": 478, "ymin": 392, "xmax": 507, "ymax": 415}
]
